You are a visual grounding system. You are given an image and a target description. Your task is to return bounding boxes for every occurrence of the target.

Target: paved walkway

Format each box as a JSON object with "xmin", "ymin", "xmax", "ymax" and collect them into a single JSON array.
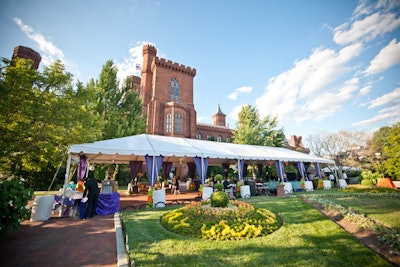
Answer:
[{"xmin": 0, "ymin": 188, "xmax": 198, "ymax": 267}]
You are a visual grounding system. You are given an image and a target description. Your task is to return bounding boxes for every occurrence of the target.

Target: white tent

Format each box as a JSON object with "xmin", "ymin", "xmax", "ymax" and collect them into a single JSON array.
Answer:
[
  {"xmin": 68, "ymin": 133, "xmax": 335, "ymax": 165},
  {"xmin": 60, "ymin": 134, "xmax": 335, "ymax": 211}
]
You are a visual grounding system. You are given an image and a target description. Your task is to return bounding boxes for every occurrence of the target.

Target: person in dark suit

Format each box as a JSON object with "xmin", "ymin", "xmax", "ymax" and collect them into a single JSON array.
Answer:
[{"xmin": 83, "ymin": 168, "xmax": 100, "ymax": 219}]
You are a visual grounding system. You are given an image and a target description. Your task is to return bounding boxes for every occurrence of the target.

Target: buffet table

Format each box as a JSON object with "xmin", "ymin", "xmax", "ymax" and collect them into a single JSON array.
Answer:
[{"xmin": 54, "ymin": 192, "xmax": 120, "ymax": 218}]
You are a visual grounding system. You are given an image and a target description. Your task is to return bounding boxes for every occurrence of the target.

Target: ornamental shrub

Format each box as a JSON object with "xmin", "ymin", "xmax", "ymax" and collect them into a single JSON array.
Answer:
[
  {"xmin": 214, "ymin": 174, "xmax": 224, "ymax": 183},
  {"xmin": 210, "ymin": 191, "xmax": 229, "ymax": 207},
  {"xmin": 361, "ymin": 179, "xmax": 373, "ymax": 187},
  {"xmin": 0, "ymin": 176, "xmax": 33, "ymax": 237},
  {"xmin": 161, "ymin": 201, "xmax": 281, "ymax": 240}
]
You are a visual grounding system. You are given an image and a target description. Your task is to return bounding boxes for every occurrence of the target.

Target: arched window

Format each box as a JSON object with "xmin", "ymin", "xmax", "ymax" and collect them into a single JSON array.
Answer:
[
  {"xmin": 170, "ymin": 78, "xmax": 179, "ymax": 100},
  {"xmin": 196, "ymin": 133, "xmax": 202, "ymax": 140},
  {"xmin": 217, "ymin": 136, "xmax": 222, "ymax": 142}
]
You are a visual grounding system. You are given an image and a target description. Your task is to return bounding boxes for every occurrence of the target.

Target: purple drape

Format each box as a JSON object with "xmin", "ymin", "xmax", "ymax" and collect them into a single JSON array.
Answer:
[
  {"xmin": 162, "ymin": 162, "xmax": 173, "ymax": 180},
  {"xmin": 275, "ymin": 160, "xmax": 285, "ymax": 182},
  {"xmin": 315, "ymin": 162, "xmax": 322, "ymax": 178},
  {"xmin": 187, "ymin": 162, "xmax": 196, "ymax": 178},
  {"xmin": 129, "ymin": 161, "xmax": 143, "ymax": 182},
  {"xmin": 78, "ymin": 155, "xmax": 87, "ymax": 181},
  {"xmin": 296, "ymin": 161, "xmax": 306, "ymax": 179},
  {"xmin": 237, "ymin": 159, "xmax": 244, "ymax": 181},
  {"xmin": 145, "ymin": 155, "xmax": 164, "ymax": 187},
  {"xmin": 194, "ymin": 157, "xmax": 209, "ymax": 184}
]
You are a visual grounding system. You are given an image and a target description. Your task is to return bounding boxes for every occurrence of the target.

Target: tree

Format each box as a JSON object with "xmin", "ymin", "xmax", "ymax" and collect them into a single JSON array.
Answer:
[
  {"xmin": 366, "ymin": 123, "xmax": 400, "ymax": 180},
  {"xmin": 232, "ymin": 104, "xmax": 284, "ymax": 147},
  {"xmin": 0, "ymin": 58, "xmax": 103, "ymax": 188},
  {"xmin": 94, "ymin": 60, "xmax": 146, "ymax": 139},
  {"xmin": 306, "ymin": 130, "xmax": 368, "ymax": 177}
]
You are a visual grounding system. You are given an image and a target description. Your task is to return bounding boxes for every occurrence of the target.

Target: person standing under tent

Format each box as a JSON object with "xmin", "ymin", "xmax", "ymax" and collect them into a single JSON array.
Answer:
[
  {"xmin": 173, "ymin": 176, "xmax": 181, "ymax": 195},
  {"xmin": 82, "ymin": 167, "xmax": 100, "ymax": 220}
]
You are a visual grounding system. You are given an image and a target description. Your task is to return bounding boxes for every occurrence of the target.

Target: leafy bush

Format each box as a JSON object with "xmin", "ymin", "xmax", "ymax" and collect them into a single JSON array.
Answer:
[
  {"xmin": 214, "ymin": 174, "xmax": 224, "ymax": 183},
  {"xmin": 161, "ymin": 200, "xmax": 281, "ymax": 240},
  {"xmin": 0, "ymin": 176, "xmax": 33, "ymax": 237},
  {"xmin": 360, "ymin": 170, "xmax": 380, "ymax": 185},
  {"xmin": 211, "ymin": 191, "xmax": 229, "ymax": 207},
  {"xmin": 213, "ymin": 183, "xmax": 224, "ymax": 192},
  {"xmin": 361, "ymin": 179, "xmax": 373, "ymax": 187}
]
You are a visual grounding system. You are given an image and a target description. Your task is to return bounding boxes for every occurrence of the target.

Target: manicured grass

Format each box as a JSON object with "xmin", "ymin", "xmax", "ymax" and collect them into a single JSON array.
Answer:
[
  {"xmin": 326, "ymin": 196, "xmax": 400, "ymax": 229},
  {"xmin": 122, "ymin": 196, "xmax": 391, "ymax": 267}
]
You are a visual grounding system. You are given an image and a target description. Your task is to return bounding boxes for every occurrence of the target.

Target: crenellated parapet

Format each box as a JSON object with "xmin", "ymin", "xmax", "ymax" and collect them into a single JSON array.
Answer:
[
  {"xmin": 154, "ymin": 57, "xmax": 196, "ymax": 77},
  {"xmin": 142, "ymin": 44, "xmax": 157, "ymax": 56},
  {"xmin": 12, "ymin": 45, "xmax": 41, "ymax": 70}
]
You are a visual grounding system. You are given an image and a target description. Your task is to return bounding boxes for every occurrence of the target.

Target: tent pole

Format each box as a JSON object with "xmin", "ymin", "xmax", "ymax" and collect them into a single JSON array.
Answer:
[
  {"xmin": 201, "ymin": 158, "xmax": 204, "ymax": 185},
  {"xmin": 59, "ymin": 153, "xmax": 72, "ymax": 217}
]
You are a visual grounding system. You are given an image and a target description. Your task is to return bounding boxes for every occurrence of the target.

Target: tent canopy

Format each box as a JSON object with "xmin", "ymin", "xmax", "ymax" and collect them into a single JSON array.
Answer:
[{"xmin": 68, "ymin": 134, "xmax": 334, "ymax": 165}]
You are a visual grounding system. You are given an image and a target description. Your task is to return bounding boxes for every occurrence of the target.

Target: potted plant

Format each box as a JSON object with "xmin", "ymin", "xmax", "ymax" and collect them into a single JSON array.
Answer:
[
  {"xmin": 276, "ymin": 182, "xmax": 285, "ymax": 196},
  {"xmin": 214, "ymin": 174, "xmax": 224, "ymax": 183},
  {"xmin": 214, "ymin": 183, "xmax": 223, "ymax": 192}
]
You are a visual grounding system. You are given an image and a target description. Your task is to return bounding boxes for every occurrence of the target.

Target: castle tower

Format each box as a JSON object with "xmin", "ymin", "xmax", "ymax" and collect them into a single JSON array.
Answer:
[
  {"xmin": 12, "ymin": 46, "xmax": 41, "ymax": 70},
  {"xmin": 140, "ymin": 45, "xmax": 157, "ymax": 116},
  {"xmin": 139, "ymin": 44, "xmax": 197, "ymax": 138},
  {"xmin": 212, "ymin": 103, "xmax": 226, "ymax": 127}
]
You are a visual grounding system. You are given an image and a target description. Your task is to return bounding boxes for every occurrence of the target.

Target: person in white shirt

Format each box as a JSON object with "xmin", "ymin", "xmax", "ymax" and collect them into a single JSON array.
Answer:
[{"xmin": 342, "ymin": 172, "xmax": 348, "ymax": 184}]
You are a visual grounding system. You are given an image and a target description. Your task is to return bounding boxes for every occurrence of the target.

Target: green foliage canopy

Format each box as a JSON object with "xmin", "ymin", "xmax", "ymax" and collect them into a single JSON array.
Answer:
[
  {"xmin": 0, "ymin": 58, "xmax": 103, "ymax": 186},
  {"xmin": 94, "ymin": 60, "xmax": 146, "ymax": 139},
  {"xmin": 232, "ymin": 104, "xmax": 284, "ymax": 147}
]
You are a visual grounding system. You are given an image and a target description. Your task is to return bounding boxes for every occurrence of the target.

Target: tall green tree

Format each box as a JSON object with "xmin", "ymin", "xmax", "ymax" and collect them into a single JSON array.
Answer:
[
  {"xmin": 232, "ymin": 104, "xmax": 285, "ymax": 147},
  {"xmin": 94, "ymin": 60, "xmax": 146, "ymax": 139},
  {"xmin": 366, "ymin": 123, "xmax": 400, "ymax": 179},
  {"xmin": 0, "ymin": 58, "xmax": 102, "ymax": 188}
]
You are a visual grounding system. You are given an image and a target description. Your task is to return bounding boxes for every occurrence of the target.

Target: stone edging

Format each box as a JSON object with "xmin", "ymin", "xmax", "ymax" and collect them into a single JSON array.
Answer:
[{"xmin": 114, "ymin": 212, "xmax": 131, "ymax": 267}]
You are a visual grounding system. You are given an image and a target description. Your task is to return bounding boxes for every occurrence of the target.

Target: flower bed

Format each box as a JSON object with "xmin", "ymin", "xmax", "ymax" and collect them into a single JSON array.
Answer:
[{"xmin": 160, "ymin": 200, "xmax": 281, "ymax": 240}]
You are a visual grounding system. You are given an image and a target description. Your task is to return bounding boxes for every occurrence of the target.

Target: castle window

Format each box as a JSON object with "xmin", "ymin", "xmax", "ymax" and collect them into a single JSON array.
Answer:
[
  {"xmin": 166, "ymin": 114, "xmax": 172, "ymax": 132},
  {"xmin": 196, "ymin": 133, "xmax": 202, "ymax": 140},
  {"xmin": 174, "ymin": 114, "xmax": 181, "ymax": 133},
  {"xmin": 170, "ymin": 78, "xmax": 179, "ymax": 100}
]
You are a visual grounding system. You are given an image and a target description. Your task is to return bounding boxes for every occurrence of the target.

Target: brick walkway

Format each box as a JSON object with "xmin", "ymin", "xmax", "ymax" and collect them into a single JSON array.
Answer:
[{"xmin": 0, "ymin": 187, "xmax": 198, "ymax": 267}]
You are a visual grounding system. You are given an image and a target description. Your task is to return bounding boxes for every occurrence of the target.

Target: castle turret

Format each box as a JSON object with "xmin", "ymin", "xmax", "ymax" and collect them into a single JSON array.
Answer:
[
  {"xmin": 12, "ymin": 46, "xmax": 41, "ymax": 70},
  {"xmin": 140, "ymin": 44, "xmax": 157, "ymax": 118},
  {"xmin": 212, "ymin": 104, "xmax": 226, "ymax": 127}
]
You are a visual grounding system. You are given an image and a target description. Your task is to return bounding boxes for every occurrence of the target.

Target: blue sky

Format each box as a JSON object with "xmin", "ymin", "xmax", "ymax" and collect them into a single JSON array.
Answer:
[{"xmin": 1, "ymin": 0, "xmax": 399, "ymax": 143}]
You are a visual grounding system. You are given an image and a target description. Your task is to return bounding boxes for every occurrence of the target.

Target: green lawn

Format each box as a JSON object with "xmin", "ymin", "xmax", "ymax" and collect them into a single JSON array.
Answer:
[
  {"xmin": 122, "ymin": 196, "xmax": 392, "ymax": 267},
  {"xmin": 325, "ymin": 196, "xmax": 400, "ymax": 229}
]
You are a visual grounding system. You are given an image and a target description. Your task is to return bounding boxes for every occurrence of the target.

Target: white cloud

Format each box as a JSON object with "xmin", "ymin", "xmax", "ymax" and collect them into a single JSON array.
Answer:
[
  {"xmin": 352, "ymin": 103, "xmax": 400, "ymax": 127},
  {"xmin": 14, "ymin": 17, "xmax": 64, "ymax": 65},
  {"xmin": 115, "ymin": 41, "xmax": 157, "ymax": 83},
  {"xmin": 13, "ymin": 17, "xmax": 81, "ymax": 79},
  {"xmin": 365, "ymin": 38, "xmax": 400, "ymax": 75},
  {"xmin": 355, "ymin": 87, "xmax": 400, "ymax": 127},
  {"xmin": 228, "ymin": 86, "xmax": 252, "ymax": 100},
  {"xmin": 367, "ymin": 87, "xmax": 400, "ymax": 108},
  {"xmin": 254, "ymin": 43, "xmax": 362, "ymax": 124},
  {"xmin": 228, "ymin": 104, "xmax": 247, "ymax": 124},
  {"xmin": 359, "ymin": 85, "xmax": 372, "ymax": 95},
  {"xmin": 333, "ymin": 10, "xmax": 400, "ymax": 45}
]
